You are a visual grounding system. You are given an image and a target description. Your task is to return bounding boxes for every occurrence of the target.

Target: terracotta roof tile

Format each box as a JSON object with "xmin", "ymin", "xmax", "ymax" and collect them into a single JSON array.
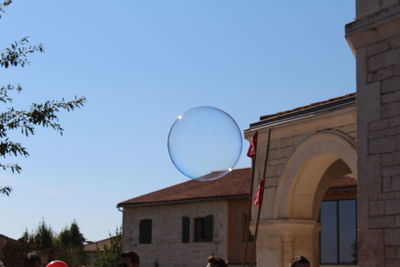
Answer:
[
  {"xmin": 118, "ymin": 168, "xmax": 251, "ymax": 207},
  {"xmin": 118, "ymin": 168, "xmax": 358, "ymax": 207},
  {"xmin": 329, "ymin": 176, "xmax": 357, "ymax": 189}
]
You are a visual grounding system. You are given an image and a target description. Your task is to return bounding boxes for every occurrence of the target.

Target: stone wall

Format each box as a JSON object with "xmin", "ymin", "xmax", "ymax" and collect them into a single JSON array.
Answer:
[
  {"xmin": 248, "ymin": 105, "xmax": 356, "ymax": 223},
  {"xmin": 122, "ymin": 200, "xmax": 228, "ymax": 267},
  {"xmin": 346, "ymin": 3, "xmax": 400, "ymax": 267},
  {"xmin": 246, "ymin": 104, "xmax": 357, "ymax": 267}
]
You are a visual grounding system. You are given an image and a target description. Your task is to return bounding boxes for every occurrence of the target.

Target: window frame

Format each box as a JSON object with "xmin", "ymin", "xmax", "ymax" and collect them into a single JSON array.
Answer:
[
  {"xmin": 139, "ymin": 218, "xmax": 152, "ymax": 244},
  {"xmin": 319, "ymin": 199, "xmax": 357, "ymax": 265},
  {"xmin": 194, "ymin": 215, "xmax": 213, "ymax": 242}
]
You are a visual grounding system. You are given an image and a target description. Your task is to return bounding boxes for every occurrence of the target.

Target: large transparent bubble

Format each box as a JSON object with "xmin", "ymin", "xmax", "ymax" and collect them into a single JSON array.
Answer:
[{"xmin": 168, "ymin": 106, "xmax": 243, "ymax": 181}]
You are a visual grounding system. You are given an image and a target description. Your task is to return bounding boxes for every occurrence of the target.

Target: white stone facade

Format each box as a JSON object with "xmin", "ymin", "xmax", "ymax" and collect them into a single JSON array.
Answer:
[{"xmin": 245, "ymin": 102, "xmax": 357, "ymax": 267}]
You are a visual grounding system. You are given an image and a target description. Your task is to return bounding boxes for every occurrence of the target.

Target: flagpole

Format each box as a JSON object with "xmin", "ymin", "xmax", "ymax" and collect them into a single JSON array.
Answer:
[
  {"xmin": 250, "ymin": 128, "xmax": 271, "ymax": 267},
  {"xmin": 241, "ymin": 131, "xmax": 258, "ymax": 267},
  {"xmin": 241, "ymin": 155, "xmax": 256, "ymax": 267}
]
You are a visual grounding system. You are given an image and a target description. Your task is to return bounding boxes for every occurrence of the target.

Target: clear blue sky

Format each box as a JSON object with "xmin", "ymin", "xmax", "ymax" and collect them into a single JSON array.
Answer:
[{"xmin": 1, "ymin": 0, "xmax": 355, "ymax": 241}]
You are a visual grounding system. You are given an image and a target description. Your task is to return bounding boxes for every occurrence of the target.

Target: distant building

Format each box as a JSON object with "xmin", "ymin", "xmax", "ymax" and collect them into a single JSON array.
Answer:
[
  {"xmin": 118, "ymin": 168, "xmax": 256, "ymax": 267},
  {"xmin": 118, "ymin": 164, "xmax": 356, "ymax": 267},
  {"xmin": 0, "ymin": 234, "xmax": 28, "ymax": 267},
  {"xmin": 84, "ymin": 237, "xmax": 114, "ymax": 267}
]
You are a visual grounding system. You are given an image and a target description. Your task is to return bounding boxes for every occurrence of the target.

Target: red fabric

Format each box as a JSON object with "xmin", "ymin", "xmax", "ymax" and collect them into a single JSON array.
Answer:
[
  {"xmin": 247, "ymin": 132, "xmax": 258, "ymax": 158},
  {"xmin": 253, "ymin": 179, "xmax": 265, "ymax": 206}
]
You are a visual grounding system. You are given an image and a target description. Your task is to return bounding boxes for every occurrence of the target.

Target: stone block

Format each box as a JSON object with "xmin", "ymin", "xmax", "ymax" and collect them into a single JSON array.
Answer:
[
  {"xmin": 385, "ymin": 246, "xmax": 398, "ymax": 259},
  {"xmin": 279, "ymin": 137, "xmax": 294, "ymax": 148},
  {"xmin": 385, "ymin": 199, "xmax": 400, "ymax": 215},
  {"xmin": 385, "ymin": 229, "xmax": 400, "ymax": 245},
  {"xmin": 383, "ymin": 176, "xmax": 393, "ymax": 192},
  {"xmin": 358, "ymin": 82, "xmax": 381, "ymax": 123},
  {"xmin": 386, "ymin": 259, "xmax": 400, "ymax": 267},
  {"xmin": 382, "ymin": 153, "xmax": 394, "ymax": 166},
  {"xmin": 382, "ymin": 92, "xmax": 395, "ymax": 103},
  {"xmin": 382, "ymin": 0, "xmax": 399, "ymax": 9},
  {"xmin": 369, "ymin": 136, "xmax": 396, "ymax": 153},
  {"xmin": 382, "ymin": 102, "xmax": 400, "ymax": 118},
  {"xmin": 358, "ymin": 229, "xmax": 384, "ymax": 267},
  {"xmin": 391, "ymin": 34, "xmax": 400, "ymax": 48},
  {"xmin": 368, "ymin": 41, "xmax": 390, "ymax": 56},
  {"xmin": 392, "ymin": 175, "xmax": 400, "ymax": 191},
  {"xmin": 368, "ymin": 65, "xmax": 400, "ymax": 82},
  {"xmin": 368, "ymin": 53, "xmax": 385, "ymax": 72},
  {"xmin": 383, "ymin": 166, "xmax": 400, "ymax": 176},
  {"xmin": 381, "ymin": 76, "xmax": 400, "ymax": 94},
  {"xmin": 369, "ymin": 119, "xmax": 389, "ymax": 131},
  {"xmin": 390, "ymin": 116, "xmax": 400, "ymax": 127},
  {"xmin": 370, "ymin": 200, "xmax": 386, "ymax": 216},
  {"xmin": 370, "ymin": 215, "xmax": 396, "ymax": 228},
  {"xmin": 397, "ymin": 215, "xmax": 400, "ymax": 226},
  {"xmin": 356, "ymin": 0, "xmax": 381, "ymax": 19},
  {"xmin": 384, "ymin": 47, "xmax": 400, "ymax": 67}
]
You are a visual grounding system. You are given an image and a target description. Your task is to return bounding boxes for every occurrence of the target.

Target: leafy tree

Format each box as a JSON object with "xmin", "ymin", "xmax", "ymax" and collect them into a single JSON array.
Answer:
[
  {"xmin": 54, "ymin": 221, "xmax": 86, "ymax": 266},
  {"xmin": 33, "ymin": 220, "xmax": 54, "ymax": 249},
  {"xmin": 0, "ymin": 0, "xmax": 86, "ymax": 196},
  {"xmin": 95, "ymin": 228, "xmax": 122, "ymax": 267},
  {"xmin": 21, "ymin": 220, "xmax": 87, "ymax": 266}
]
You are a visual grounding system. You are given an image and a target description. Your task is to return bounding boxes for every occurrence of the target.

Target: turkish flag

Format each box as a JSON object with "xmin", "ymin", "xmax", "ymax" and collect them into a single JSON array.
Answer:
[
  {"xmin": 253, "ymin": 179, "xmax": 265, "ymax": 206},
  {"xmin": 247, "ymin": 132, "xmax": 258, "ymax": 158}
]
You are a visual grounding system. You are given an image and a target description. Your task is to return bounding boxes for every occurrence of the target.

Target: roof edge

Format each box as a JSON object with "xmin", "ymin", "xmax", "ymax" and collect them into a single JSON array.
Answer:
[
  {"xmin": 117, "ymin": 194, "xmax": 248, "ymax": 208},
  {"xmin": 247, "ymin": 93, "xmax": 356, "ymax": 131}
]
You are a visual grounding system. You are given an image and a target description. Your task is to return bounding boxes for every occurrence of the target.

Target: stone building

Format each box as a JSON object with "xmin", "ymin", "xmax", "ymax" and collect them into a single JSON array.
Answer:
[
  {"xmin": 245, "ymin": 93, "xmax": 358, "ymax": 267},
  {"xmin": 117, "ymin": 168, "xmax": 256, "ymax": 267},
  {"xmin": 118, "ymin": 158, "xmax": 356, "ymax": 267}
]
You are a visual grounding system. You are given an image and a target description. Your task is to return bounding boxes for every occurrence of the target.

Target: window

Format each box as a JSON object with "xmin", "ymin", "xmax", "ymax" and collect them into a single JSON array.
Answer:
[
  {"xmin": 139, "ymin": 219, "xmax": 152, "ymax": 244},
  {"xmin": 320, "ymin": 200, "xmax": 357, "ymax": 265},
  {"xmin": 182, "ymin": 216, "xmax": 190, "ymax": 243},
  {"xmin": 194, "ymin": 215, "xmax": 213, "ymax": 242}
]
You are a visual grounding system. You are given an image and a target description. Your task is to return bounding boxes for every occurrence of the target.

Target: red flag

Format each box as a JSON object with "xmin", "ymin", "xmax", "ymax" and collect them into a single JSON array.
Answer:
[
  {"xmin": 253, "ymin": 179, "xmax": 265, "ymax": 206},
  {"xmin": 247, "ymin": 132, "xmax": 258, "ymax": 158}
]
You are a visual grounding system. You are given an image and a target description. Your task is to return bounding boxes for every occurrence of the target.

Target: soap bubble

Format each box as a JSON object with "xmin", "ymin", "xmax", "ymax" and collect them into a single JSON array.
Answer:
[{"xmin": 168, "ymin": 106, "xmax": 242, "ymax": 181}]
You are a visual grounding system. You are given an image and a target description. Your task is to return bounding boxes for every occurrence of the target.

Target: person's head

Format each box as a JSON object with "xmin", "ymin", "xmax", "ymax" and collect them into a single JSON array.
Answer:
[
  {"xmin": 207, "ymin": 256, "xmax": 228, "ymax": 267},
  {"xmin": 24, "ymin": 251, "xmax": 42, "ymax": 267},
  {"xmin": 291, "ymin": 256, "xmax": 310, "ymax": 267},
  {"xmin": 119, "ymin": 251, "xmax": 140, "ymax": 267}
]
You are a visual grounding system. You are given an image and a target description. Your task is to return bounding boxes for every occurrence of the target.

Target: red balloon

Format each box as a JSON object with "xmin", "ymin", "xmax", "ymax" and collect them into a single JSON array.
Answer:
[{"xmin": 46, "ymin": 260, "xmax": 69, "ymax": 267}]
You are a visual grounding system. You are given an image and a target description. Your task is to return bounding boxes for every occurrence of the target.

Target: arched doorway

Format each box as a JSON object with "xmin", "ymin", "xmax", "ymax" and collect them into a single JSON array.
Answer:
[{"xmin": 255, "ymin": 131, "xmax": 357, "ymax": 267}]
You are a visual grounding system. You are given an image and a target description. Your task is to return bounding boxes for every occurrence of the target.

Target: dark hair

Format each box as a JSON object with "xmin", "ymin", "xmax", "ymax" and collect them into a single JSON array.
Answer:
[
  {"xmin": 120, "ymin": 251, "xmax": 140, "ymax": 265},
  {"xmin": 207, "ymin": 256, "xmax": 228, "ymax": 267},
  {"xmin": 24, "ymin": 251, "xmax": 42, "ymax": 267},
  {"xmin": 291, "ymin": 256, "xmax": 310, "ymax": 267}
]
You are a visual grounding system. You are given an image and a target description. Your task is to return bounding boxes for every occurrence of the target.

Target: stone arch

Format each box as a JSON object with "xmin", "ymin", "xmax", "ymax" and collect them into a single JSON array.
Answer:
[{"xmin": 274, "ymin": 130, "xmax": 357, "ymax": 220}]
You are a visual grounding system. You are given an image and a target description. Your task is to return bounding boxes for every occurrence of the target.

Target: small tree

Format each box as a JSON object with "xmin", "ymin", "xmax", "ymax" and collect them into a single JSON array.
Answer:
[
  {"xmin": 95, "ymin": 228, "xmax": 122, "ymax": 267},
  {"xmin": 0, "ymin": 0, "xmax": 86, "ymax": 196},
  {"xmin": 54, "ymin": 221, "xmax": 86, "ymax": 266}
]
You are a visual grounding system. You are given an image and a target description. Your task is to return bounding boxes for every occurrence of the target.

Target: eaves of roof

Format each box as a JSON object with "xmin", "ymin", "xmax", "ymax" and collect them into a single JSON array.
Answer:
[
  {"xmin": 247, "ymin": 93, "xmax": 356, "ymax": 132},
  {"xmin": 118, "ymin": 194, "xmax": 248, "ymax": 208}
]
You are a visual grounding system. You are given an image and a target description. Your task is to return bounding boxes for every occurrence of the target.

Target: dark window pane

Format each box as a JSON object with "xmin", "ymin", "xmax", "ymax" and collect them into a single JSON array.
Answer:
[
  {"xmin": 139, "ymin": 219, "xmax": 152, "ymax": 244},
  {"xmin": 320, "ymin": 201, "xmax": 338, "ymax": 264},
  {"xmin": 339, "ymin": 200, "xmax": 357, "ymax": 264},
  {"xmin": 182, "ymin": 217, "xmax": 190, "ymax": 243},
  {"xmin": 204, "ymin": 215, "xmax": 213, "ymax": 242},
  {"xmin": 194, "ymin": 218, "xmax": 206, "ymax": 242}
]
